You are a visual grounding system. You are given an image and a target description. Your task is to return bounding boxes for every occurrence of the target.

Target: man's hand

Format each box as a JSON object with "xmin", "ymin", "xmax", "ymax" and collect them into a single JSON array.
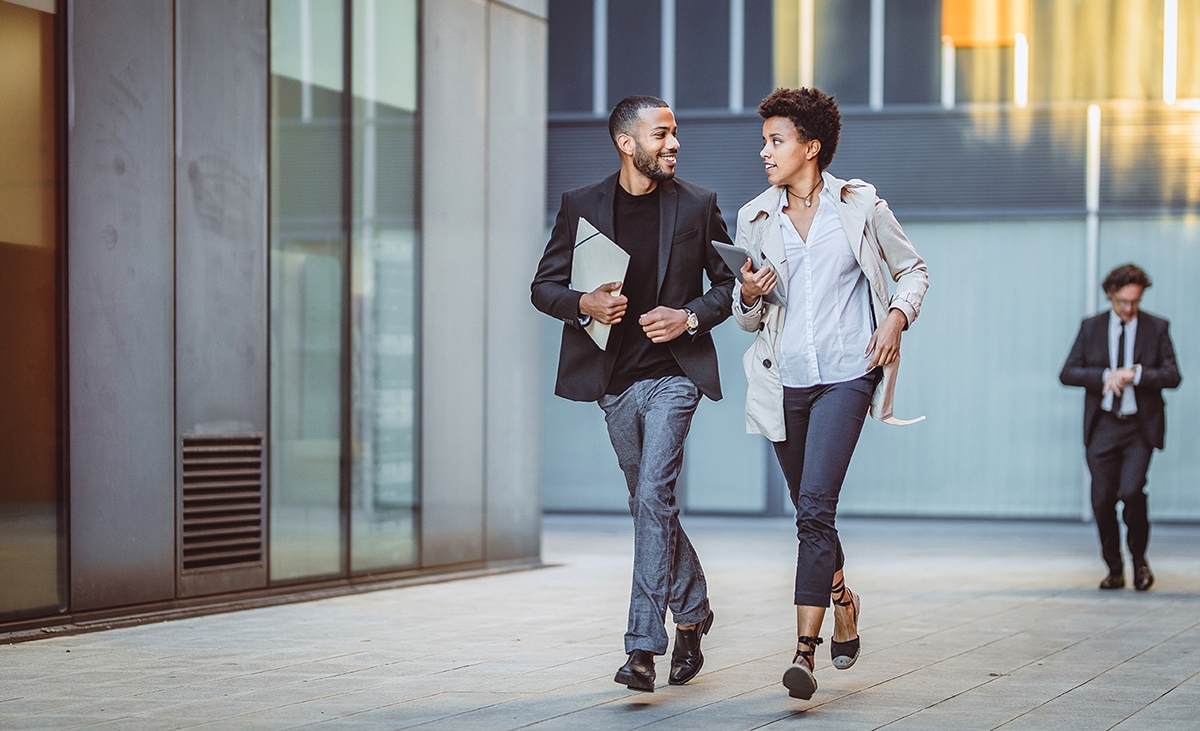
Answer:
[
  {"xmin": 740, "ymin": 258, "xmax": 777, "ymax": 306},
  {"xmin": 1103, "ymin": 367, "xmax": 1137, "ymax": 397},
  {"xmin": 640, "ymin": 306, "xmax": 689, "ymax": 343},
  {"xmin": 579, "ymin": 281, "xmax": 628, "ymax": 325},
  {"xmin": 865, "ymin": 309, "xmax": 907, "ymax": 370}
]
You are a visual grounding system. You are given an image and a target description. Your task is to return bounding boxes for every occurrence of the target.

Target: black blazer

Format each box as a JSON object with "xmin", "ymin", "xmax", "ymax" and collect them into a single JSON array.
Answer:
[
  {"xmin": 1059, "ymin": 310, "xmax": 1181, "ymax": 449},
  {"xmin": 531, "ymin": 173, "xmax": 735, "ymax": 402}
]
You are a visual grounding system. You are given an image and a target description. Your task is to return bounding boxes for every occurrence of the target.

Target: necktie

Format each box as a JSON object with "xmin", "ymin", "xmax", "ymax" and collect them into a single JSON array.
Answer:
[{"xmin": 1114, "ymin": 322, "xmax": 1126, "ymax": 414}]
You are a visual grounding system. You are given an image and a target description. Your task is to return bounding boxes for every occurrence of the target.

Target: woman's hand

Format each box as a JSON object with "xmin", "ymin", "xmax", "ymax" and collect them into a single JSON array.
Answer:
[
  {"xmin": 864, "ymin": 309, "xmax": 907, "ymax": 370},
  {"xmin": 740, "ymin": 258, "xmax": 777, "ymax": 306}
]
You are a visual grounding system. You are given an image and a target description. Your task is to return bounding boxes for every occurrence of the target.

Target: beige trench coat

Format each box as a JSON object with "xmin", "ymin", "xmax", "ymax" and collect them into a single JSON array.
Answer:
[{"xmin": 731, "ymin": 171, "xmax": 929, "ymax": 441}]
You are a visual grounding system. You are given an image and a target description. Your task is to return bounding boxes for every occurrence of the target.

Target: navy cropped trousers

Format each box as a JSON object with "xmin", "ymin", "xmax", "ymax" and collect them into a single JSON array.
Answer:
[{"xmin": 773, "ymin": 371, "xmax": 878, "ymax": 607}]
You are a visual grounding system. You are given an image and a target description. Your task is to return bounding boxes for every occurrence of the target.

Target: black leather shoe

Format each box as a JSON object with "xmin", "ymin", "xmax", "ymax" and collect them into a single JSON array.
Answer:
[
  {"xmin": 614, "ymin": 649, "xmax": 655, "ymax": 692},
  {"xmin": 1134, "ymin": 564, "xmax": 1155, "ymax": 591},
  {"xmin": 1099, "ymin": 572, "xmax": 1125, "ymax": 590},
  {"xmin": 669, "ymin": 610, "xmax": 714, "ymax": 685}
]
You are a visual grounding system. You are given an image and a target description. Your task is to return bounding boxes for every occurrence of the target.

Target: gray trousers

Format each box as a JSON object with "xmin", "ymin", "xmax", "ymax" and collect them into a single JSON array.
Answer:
[{"xmin": 598, "ymin": 376, "xmax": 711, "ymax": 655}]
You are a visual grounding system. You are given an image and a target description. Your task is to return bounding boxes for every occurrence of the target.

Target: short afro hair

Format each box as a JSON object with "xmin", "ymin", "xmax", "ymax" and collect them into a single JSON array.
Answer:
[
  {"xmin": 608, "ymin": 95, "xmax": 669, "ymax": 146},
  {"xmin": 1103, "ymin": 264, "xmax": 1152, "ymax": 294},
  {"xmin": 757, "ymin": 87, "xmax": 840, "ymax": 171}
]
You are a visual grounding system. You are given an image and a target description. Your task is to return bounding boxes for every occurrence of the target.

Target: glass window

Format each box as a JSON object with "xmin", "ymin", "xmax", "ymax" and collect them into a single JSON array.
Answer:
[
  {"xmin": 269, "ymin": 0, "xmax": 346, "ymax": 582},
  {"xmin": 943, "ymin": 0, "xmax": 1026, "ymax": 104},
  {"xmin": 608, "ymin": 0, "xmax": 661, "ymax": 105},
  {"xmin": 0, "ymin": 0, "xmax": 61, "ymax": 619},
  {"xmin": 676, "ymin": 0, "xmax": 731, "ymax": 109},
  {"xmin": 744, "ymin": 0, "xmax": 776, "ymax": 108},
  {"xmin": 884, "ymin": 0, "xmax": 941, "ymax": 105},
  {"xmin": 350, "ymin": 0, "xmax": 420, "ymax": 573},
  {"xmin": 814, "ymin": 0, "xmax": 871, "ymax": 105},
  {"xmin": 548, "ymin": 0, "xmax": 594, "ymax": 113}
]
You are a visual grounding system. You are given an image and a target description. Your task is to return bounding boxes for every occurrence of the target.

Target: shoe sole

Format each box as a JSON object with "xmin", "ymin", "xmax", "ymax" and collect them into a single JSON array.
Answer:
[
  {"xmin": 614, "ymin": 669, "xmax": 654, "ymax": 692},
  {"xmin": 668, "ymin": 610, "xmax": 715, "ymax": 686},
  {"xmin": 782, "ymin": 663, "xmax": 817, "ymax": 700}
]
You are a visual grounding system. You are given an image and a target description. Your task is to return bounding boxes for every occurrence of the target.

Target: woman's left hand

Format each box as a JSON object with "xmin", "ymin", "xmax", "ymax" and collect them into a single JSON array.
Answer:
[{"xmin": 864, "ymin": 309, "xmax": 907, "ymax": 370}]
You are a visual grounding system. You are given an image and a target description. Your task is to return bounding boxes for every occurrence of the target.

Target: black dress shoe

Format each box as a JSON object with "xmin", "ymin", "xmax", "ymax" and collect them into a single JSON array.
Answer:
[
  {"xmin": 1134, "ymin": 564, "xmax": 1155, "ymax": 591},
  {"xmin": 668, "ymin": 610, "xmax": 714, "ymax": 685},
  {"xmin": 614, "ymin": 649, "xmax": 655, "ymax": 692},
  {"xmin": 1099, "ymin": 572, "xmax": 1125, "ymax": 590}
]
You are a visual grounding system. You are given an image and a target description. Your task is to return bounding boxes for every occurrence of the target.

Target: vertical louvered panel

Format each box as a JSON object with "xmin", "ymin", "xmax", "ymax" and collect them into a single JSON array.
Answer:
[{"xmin": 180, "ymin": 434, "xmax": 264, "ymax": 571}]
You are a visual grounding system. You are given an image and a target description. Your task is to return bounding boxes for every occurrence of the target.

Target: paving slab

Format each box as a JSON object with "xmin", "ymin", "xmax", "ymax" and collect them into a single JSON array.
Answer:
[{"xmin": 2, "ymin": 515, "xmax": 1199, "ymax": 730}]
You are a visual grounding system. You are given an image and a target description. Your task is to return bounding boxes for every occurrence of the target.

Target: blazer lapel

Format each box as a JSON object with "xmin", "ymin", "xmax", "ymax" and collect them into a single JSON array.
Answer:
[
  {"xmin": 595, "ymin": 172, "xmax": 618, "ymax": 241},
  {"xmin": 657, "ymin": 178, "xmax": 678, "ymax": 296},
  {"xmin": 1132, "ymin": 316, "xmax": 1146, "ymax": 365}
]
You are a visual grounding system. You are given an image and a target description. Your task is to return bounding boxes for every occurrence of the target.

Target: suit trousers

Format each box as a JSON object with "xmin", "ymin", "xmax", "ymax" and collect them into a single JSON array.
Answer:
[
  {"xmin": 773, "ymin": 371, "xmax": 878, "ymax": 607},
  {"xmin": 1087, "ymin": 411, "xmax": 1153, "ymax": 573},
  {"xmin": 599, "ymin": 376, "xmax": 711, "ymax": 655}
]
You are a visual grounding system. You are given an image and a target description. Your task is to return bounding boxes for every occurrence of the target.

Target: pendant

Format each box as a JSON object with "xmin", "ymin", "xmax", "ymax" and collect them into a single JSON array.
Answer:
[{"xmin": 804, "ymin": 197, "xmax": 812, "ymax": 207}]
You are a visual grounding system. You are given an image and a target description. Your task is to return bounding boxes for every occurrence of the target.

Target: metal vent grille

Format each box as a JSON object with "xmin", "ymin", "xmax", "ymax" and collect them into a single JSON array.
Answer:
[{"xmin": 181, "ymin": 434, "xmax": 264, "ymax": 571}]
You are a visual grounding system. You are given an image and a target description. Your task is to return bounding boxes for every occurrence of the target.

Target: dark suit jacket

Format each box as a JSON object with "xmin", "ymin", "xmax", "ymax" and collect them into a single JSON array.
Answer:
[
  {"xmin": 1059, "ymin": 310, "xmax": 1181, "ymax": 449},
  {"xmin": 531, "ymin": 173, "xmax": 735, "ymax": 402}
]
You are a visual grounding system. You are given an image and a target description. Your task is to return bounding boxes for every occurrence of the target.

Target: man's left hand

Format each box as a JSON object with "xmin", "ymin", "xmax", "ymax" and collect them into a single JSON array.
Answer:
[
  {"xmin": 1104, "ymin": 367, "xmax": 1137, "ymax": 396},
  {"xmin": 865, "ymin": 309, "xmax": 907, "ymax": 370},
  {"xmin": 640, "ymin": 307, "xmax": 689, "ymax": 343}
]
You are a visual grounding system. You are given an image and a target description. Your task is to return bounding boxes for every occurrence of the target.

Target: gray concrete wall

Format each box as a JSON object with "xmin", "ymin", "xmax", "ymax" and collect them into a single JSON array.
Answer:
[
  {"xmin": 421, "ymin": 0, "xmax": 546, "ymax": 567},
  {"xmin": 67, "ymin": 0, "xmax": 177, "ymax": 611}
]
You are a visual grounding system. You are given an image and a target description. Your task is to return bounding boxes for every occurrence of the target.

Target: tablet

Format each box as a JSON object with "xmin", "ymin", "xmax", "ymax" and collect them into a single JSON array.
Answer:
[{"xmin": 711, "ymin": 241, "xmax": 786, "ymax": 308}]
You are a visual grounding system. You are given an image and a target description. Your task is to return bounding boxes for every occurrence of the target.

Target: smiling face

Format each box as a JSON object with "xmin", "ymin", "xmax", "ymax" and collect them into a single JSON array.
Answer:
[
  {"xmin": 619, "ymin": 106, "xmax": 678, "ymax": 181},
  {"xmin": 760, "ymin": 116, "xmax": 819, "ymax": 187}
]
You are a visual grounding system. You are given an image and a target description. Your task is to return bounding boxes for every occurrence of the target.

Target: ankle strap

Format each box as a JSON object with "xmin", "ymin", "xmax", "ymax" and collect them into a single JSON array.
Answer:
[{"xmin": 796, "ymin": 635, "xmax": 823, "ymax": 655}]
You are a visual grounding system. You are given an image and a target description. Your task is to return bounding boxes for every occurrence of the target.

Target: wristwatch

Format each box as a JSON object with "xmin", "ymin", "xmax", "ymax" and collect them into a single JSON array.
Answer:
[{"xmin": 683, "ymin": 308, "xmax": 699, "ymax": 335}]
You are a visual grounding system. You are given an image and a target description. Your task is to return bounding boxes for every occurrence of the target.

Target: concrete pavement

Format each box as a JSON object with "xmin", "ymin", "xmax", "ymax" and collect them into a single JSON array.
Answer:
[{"xmin": 3, "ymin": 514, "xmax": 1199, "ymax": 730}]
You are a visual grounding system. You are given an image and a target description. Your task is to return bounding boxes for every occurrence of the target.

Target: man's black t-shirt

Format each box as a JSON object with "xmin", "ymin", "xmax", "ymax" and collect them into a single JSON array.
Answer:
[{"xmin": 606, "ymin": 183, "xmax": 685, "ymax": 396}]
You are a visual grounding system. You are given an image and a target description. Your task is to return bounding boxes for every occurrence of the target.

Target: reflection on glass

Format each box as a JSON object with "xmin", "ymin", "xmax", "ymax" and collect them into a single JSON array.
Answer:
[
  {"xmin": 0, "ymin": 1, "xmax": 60, "ymax": 619},
  {"xmin": 269, "ymin": 0, "xmax": 346, "ymax": 581},
  {"xmin": 786, "ymin": 0, "xmax": 1196, "ymax": 108},
  {"xmin": 350, "ymin": 0, "xmax": 420, "ymax": 573}
]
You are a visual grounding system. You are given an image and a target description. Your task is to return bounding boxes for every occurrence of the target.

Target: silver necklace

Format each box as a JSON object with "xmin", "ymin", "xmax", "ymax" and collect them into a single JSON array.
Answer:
[{"xmin": 787, "ymin": 177, "xmax": 822, "ymax": 208}]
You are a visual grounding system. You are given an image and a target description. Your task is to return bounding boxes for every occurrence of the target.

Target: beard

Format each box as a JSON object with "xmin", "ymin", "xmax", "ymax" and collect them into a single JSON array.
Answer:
[{"xmin": 633, "ymin": 142, "xmax": 675, "ymax": 181}]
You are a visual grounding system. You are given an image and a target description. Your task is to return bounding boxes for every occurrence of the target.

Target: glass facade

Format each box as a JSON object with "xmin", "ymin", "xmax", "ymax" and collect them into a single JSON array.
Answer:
[
  {"xmin": 269, "ymin": 0, "xmax": 421, "ymax": 581},
  {"xmin": 0, "ymin": 1, "xmax": 61, "ymax": 619},
  {"xmin": 349, "ymin": 0, "xmax": 420, "ymax": 573},
  {"xmin": 542, "ymin": 0, "xmax": 1200, "ymax": 520},
  {"xmin": 270, "ymin": 0, "xmax": 347, "ymax": 581}
]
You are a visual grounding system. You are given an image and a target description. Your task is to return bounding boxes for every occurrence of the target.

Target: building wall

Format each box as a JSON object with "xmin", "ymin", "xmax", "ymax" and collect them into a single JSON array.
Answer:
[
  {"xmin": 540, "ymin": 2, "xmax": 1200, "ymax": 521},
  {"xmin": 0, "ymin": 0, "xmax": 550, "ymax": 627},
  {"xmin": 420, "ymin": 0, "xmax": 546, "ymax": 568}
]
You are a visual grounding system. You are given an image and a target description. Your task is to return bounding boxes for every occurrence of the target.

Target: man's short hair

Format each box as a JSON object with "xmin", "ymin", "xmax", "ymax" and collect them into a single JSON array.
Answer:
[
  {"xmin": 608, "ymin": 95, "xmax": 669, "ymax": 145},
  {"xmin": 1103, "ymin": 264, "xmax": 1152, "ymax": 293},
  {"xmin": 757, "ymin": 87, "xmax": 840, "ymax": 171}
]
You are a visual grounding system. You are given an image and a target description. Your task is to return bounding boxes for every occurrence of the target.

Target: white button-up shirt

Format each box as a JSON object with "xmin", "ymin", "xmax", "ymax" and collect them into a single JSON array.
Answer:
[
  {"xmin": 1103, "ymin": 311, "xmax": 1142, "ymax": 415},
  {"xmin": 776, "ymin": 185, "xmax": 874, "ymax": 388}
]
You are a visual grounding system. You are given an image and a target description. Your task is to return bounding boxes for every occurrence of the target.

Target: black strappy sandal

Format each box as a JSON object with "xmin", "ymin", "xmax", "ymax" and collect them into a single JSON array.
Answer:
[
  {"xmin": 830, "ymin": 577, "xmax": 861, "ymax": 670},
  {"xmin": 782, "ymin": 635, "xmax": 821, "ymax": 699}
]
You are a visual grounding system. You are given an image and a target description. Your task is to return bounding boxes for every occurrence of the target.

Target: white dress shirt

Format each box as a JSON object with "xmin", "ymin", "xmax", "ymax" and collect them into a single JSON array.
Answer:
[
  {"xmin": 1103, "ymin": 311, "xmax": 1142, "ymax": 415},
  {"xmin": 775, "ymin": 185, "xmax": 874, "ymax": 388}
]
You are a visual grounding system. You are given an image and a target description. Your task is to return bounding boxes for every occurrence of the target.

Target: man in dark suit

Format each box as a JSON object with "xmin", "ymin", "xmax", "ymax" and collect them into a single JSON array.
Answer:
[
  {"xmin": 1060, "ymin": 264, "xmax": 1181, "ymax": 591},
  {"xmin": 531, "ymin": 96, "xmax": 734, "ymax": 691}
]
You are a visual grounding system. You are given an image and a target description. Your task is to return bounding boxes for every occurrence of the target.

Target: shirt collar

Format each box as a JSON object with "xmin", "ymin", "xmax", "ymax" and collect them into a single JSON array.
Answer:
[{"xmin": 1109, "ymin": 310, "xmax": 1138, "ymax": 329}]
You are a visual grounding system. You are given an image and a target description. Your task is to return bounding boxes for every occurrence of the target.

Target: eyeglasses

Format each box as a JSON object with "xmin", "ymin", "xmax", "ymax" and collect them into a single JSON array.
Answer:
[{"xmin": 1112, "ymin": 298, "xmax": 1141, "ymax": 307}]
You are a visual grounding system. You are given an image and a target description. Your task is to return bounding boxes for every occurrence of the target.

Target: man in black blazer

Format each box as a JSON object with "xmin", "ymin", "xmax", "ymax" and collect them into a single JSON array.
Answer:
[
  {"xmin": 532, "ymin": 96, "xmax": 734, "ymax": 692},
  {"xmin": 1060, "ymin": 264, "xmax": 1181, "ymax": 591}
]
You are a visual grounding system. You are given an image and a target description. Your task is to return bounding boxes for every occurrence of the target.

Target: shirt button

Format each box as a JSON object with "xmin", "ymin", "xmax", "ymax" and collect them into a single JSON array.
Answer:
[{"xmin": 763, "ymin": 359, "xmax": 772, "ymax": 368}]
